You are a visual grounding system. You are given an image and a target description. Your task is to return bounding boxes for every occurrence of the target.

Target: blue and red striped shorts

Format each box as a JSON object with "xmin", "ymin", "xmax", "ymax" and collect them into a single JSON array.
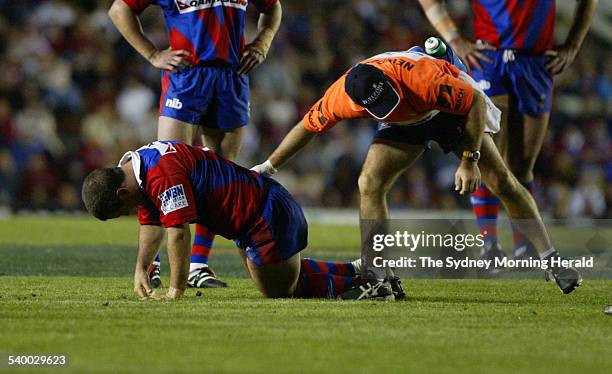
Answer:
[{"xmin": 234, "ymin": 178, "xmax": 308, "ymax": 266}]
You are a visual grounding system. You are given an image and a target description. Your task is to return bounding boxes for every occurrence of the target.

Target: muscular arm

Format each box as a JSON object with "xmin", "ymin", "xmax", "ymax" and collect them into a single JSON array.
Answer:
[
  {"xmin": 453, "ymin": 90, "xmax": 488, "ymax": 195},
  {"xmin": 108, "ymin": 0, "xmax": 190, "ymax": 71},
  {"xmin": 546, "ymin": 0, "xmax": 597, "ymax": 74},
  {"xmin": 136, "ymin": 224, "xmax": 164, "ymax": 268},
  {"xmin": 165, "ymin": 224, "xmax": 191, "ymax": 299},
  {"xmin": 418, "ymin": 0, "xmax": 460, "ymax": 43},
  {"xmin": 418, "ymin": 0, "xmax": 494, "ymax": 70},
  {"xmin": 462, "ymin": 90, "xmax": 487, "ymax": 153},
  {"xmin": 134, "ymin": 224, "xmax": 164, "ymax": 298},
  {"xmin": 255, "ymin": 1, "xmax": 282, "ymax": 52},
  {"xmin": 565, "ymin": 0, "xmax": 598, "ymax": 49},
  {"xmin": 108, "ymin": 1, "xmax": 157, "ymax": 62},
  {"xmin": 238, "ymin": 1, "xmax": 282, "ymax": 74},
  {"xmin": 267, "ymin": 121, "xmax": 317, "ymax": 169}
]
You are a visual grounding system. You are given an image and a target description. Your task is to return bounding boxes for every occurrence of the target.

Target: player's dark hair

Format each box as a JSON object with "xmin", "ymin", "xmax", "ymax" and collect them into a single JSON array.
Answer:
[{"xmin": 81, "ymin": 167, "xmax": 125, "ymax": 221}]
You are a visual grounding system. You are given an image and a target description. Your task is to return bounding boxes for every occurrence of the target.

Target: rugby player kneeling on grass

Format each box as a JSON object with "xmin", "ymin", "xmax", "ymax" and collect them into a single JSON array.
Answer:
[{"xmin": 81, "ymin": 141, "xmax": 401, "ymax": 301}]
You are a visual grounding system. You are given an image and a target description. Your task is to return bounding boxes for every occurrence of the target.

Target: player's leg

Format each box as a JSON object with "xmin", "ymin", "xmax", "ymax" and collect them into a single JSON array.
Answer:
[
  {"xmin": 241, "ymin": 251, "xmax": 361, "ymax": 299},
  {"xmin": 358, "ymin": 137, "xmax": 425, "ymax": 290},
  {"xmin": 471, "ymin": 95, "xmax": 508, "ymax": 260},
  {"xmin": 503, "ymin": 54, "xmax": 554, "ymax": 259},
  {"xmin": 477, "ymin": 134, "xmax": 581, "ymax": 293},
  {"xmin": 188, "ymin": 67, "xmax": 249, "ymax": 287},
  {"xmin": 200, "ymin": 126, "xmax": 244, "ymax": 161},
  {"xmin": 476, "ymin": 134, "xmax": 552, "ymax": 253},
  {"xmin": 502, "ymin": 108, "xmax": 550, "ymax": 259},
  {"xmin": 358, "ymin": 140, "xmax": 425, "ymax": 220},
  {"xmin": 148, "ymin": 104, "xmax": 201, "ymax": 287},
  {"xmin": 235, "ymin": 181, "xmax": 362, "ymax": 299},
  {"xmin": 468, "ymin": 50, "xmax": 507, "ymax": 258}
]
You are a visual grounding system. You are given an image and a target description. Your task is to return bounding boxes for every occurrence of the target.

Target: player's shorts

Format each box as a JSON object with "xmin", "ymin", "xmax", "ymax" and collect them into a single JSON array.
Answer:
[
  {"xmin": 234, "ymin": 177, "xmax": 308, "ymax": 266},
  {"xmin": 471, "ymin": 49, "xmax": 553, "ymax": 115},
  {"xmin": 373, "ymin": 112, "xmax": 467, "ymax": 153},
  {"xmin": 159, "ymin": 63, "xmax": 250, "ymax": 130}
]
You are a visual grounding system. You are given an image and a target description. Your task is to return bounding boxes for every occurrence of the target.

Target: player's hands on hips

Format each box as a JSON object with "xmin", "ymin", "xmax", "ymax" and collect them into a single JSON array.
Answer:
[
  {"xmin": 134, "ymin": 265, "xmax": 154, "ymax": 299},
  {"xmin": 455, "ymin": 160, "xmax": 481, "ymax": 195},
  {"xmin": 238, "ymin": 38, "xmax": 269, "ymax": 75},
  {"xmin": 544, "ymin": 44, "xmax": 579, "ymax": 75},
  {"xmin": 148, "ymin": 48, "xmax": 192, "ymax": 73},
  {"xmin": 449, "ymin": 36, "xmax": 495, "ymax": 71},
  {"xmin": 250, "ymin": 160, "xmax": 278, "ymax": 175}
]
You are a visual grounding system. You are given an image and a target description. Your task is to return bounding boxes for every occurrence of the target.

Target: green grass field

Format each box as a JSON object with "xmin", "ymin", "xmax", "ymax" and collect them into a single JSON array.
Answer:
[{"xmin": 0, "ymin": 216, "xmax": 611, "ymax": 373}]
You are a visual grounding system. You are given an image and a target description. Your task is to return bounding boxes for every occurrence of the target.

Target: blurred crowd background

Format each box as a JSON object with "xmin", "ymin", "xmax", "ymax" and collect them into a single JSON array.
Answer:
[{"xmin": 0, "ymin": 0, "xmax": 610, "ymax": 218}]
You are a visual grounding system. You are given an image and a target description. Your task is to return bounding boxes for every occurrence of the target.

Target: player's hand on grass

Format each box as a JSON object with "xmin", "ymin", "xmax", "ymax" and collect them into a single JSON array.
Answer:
[
  {"xmin": 544, "ymin": 44, "xmax": 579, "ymax": 75},
  {"xmin": 449, "ymin": 36, "xmax": 495, "ymax": 71},
  {"xmin": 134, "ymin": 266, "xmax": 154, "ymax": 299},
  {"xmin": 454, "ymin": 160, "xmax": 481, "ymax": 195},
  {"xmin": 238, "ymin": 39, "xmax": 269, "ymax": 75},
  {"xmin": 142, "ymin": 287, "xmax": 185, "ymax": 302},
  {"xmin": 148, "ymin": 48, "xmax": 192, "ymax": 73}
]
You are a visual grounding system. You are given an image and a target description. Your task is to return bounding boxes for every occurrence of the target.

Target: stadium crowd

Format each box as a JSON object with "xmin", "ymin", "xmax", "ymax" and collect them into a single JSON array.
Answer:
[{"xmin": 0, "ymin": 0, "xmax": 610, "ymax": 218}]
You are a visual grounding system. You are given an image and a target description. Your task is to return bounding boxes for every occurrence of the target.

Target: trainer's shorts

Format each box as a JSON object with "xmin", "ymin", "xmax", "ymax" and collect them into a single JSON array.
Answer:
[
  {"xmin": 471, "ymin": 49, "xmax": 553, "ymax": 115},
  {"xmin": 159, "ymin": 64, "xmax": 250, "ymax": 129},
  {"xmin": 235, "ymin": 177, "xmax": 308, "ymax": 266},
  {"xmin": 374, "ymin": 112, "xmax": 467, "ymax": 153}
]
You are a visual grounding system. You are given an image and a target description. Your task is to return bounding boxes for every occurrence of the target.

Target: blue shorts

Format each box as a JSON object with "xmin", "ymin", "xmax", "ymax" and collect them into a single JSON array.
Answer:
[
  {"xmin": 471, "ymin": 50, "xmax": 553, "ymax": 115},
  {"xmin": 235, "ymin": 178, "xmax": 308, "ymax": 266},
  {"xmin": 159, "ymin": 65, "xmax": 250, "ymax": 129}
]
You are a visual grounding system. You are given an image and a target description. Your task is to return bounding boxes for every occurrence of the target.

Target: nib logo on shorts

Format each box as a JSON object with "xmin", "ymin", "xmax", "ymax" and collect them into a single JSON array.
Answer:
[
  {"xmin": 165, "ymin": 98, "xmax": 183, "ymax": 110},
  {"xmin": 174, "ymin": 0, "xmax": 247, "ymax": 14}
]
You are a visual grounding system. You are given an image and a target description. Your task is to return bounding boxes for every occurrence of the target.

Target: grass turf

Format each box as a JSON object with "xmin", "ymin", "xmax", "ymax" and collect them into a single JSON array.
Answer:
[{"xmin": 0, "ymin": 215, "xmax": 611, "ymax": 373}]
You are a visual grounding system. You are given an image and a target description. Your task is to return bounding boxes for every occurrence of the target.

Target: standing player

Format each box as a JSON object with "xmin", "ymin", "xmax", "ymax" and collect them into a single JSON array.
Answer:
[
  {"xmin": 108, "ymin": 0, "xmax": 282, "ymax": 287},
  {"xmin": 81, "ymin": 141, "xmax": 393, "ymax": 301},
  {"xmin": 418, "ymin": 0, "xmax": 597, "ymax": 260},
  {"xmin": 252, "ymin": 48, "xmax": 582, "ymax": 294}
]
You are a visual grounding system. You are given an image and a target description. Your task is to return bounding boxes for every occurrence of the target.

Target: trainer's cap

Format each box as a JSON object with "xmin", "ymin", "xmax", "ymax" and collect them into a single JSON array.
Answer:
[{"xmin": 345, "ymin": 64, "xmax": 400, "ymax": 120}]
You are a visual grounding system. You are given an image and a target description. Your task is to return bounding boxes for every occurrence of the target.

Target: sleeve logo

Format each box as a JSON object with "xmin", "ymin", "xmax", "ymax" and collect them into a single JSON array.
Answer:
[{"xmin": 159, "ymin": 184, "xmax": 189, "ymax": 215}]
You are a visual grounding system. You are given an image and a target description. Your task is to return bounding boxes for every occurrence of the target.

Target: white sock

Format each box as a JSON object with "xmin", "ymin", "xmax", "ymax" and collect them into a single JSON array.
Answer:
[
  {"xmin": 189, "ymin": 263, "xmax": 208, "ymax": 272},
  {"xmin": 351, "ymin": 258, "xmax": 362, "ymax": 275},
  {"xmin": 540, "ymin": 248, "xmax": 557, "ymax": 260}
]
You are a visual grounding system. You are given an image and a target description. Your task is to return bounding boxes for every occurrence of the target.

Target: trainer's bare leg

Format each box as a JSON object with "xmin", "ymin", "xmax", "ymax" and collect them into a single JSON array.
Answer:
[
  {"xmin": 475, "ymin": 134, "xmax": 553, "ymax": 253},
  {"xmin": 358, "ymin": 141, "xmax": 426, "ymax": 220},
  {"xmin": 358, "ymin": 140, "xmax": 425, "ymax": 279},
  {"xmin": 200, "ymin": 127, "xmax": 245, "ymax": 161}
]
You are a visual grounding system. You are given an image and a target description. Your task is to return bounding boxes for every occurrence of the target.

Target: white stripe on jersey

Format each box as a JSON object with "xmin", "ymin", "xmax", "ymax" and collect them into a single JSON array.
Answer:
[
  {"xmin": 174, "ymin": 0, "xmax": 248, "ymax": 14},
  {"xmin": 367, "ymin": 50, "xmax": 432, "ymax": 62}
]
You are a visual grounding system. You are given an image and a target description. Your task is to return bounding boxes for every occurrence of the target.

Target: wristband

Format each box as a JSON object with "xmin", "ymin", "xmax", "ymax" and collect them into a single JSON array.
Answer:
[{"xmin": 262, "ymin": 160, "xmax": 278, "ymax": 174}]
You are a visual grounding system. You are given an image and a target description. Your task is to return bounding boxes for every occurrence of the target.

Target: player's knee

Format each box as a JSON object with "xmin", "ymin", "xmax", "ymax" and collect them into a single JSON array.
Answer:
[
  {"xmin": 358, "ymin": 172, "xmax": 387, "ymax": 198},
  {"xmin": 260, "ymin": 288, "xmax": 293, "ymax": 299},
  {"xmin": 489, "ymin": 168, "xmax": 518, "ymax": 198},
  {"xmin": 506, "ymin": 161, "xmax": 533, "ymax": 185}
]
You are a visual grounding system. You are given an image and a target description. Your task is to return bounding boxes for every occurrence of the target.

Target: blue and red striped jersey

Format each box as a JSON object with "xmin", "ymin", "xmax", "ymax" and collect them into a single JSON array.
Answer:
[
  {"xmin": 119, "ymin": 141, "xmax": 268, "ymax": 238},
  {"xmin": 472, "ymin": 0, "xmax": 555, "ymax": 53},
  {"xmin": 122, "ymin": 0, "xmax": 277, "ymax": 66}
]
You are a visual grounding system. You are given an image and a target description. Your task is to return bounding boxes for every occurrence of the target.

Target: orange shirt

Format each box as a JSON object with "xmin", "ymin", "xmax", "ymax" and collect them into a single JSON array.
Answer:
[{"xmin": 303, "ymin": 51, "xmax": 475, "ymax": 133}]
